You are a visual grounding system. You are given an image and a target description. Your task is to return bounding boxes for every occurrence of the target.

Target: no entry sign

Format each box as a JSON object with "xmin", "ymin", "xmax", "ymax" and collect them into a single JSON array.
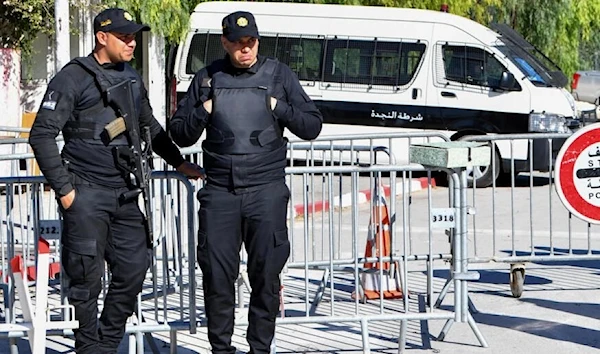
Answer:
[{"xmin": 555, "ymin": 123, "xmax": 600, "ymax": 224}]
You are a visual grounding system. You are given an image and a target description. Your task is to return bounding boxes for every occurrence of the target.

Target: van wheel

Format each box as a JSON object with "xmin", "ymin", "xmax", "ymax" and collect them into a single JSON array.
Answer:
[{"xmin": 464, "ymin": 143, "xmax": 501, "ymax": 188}]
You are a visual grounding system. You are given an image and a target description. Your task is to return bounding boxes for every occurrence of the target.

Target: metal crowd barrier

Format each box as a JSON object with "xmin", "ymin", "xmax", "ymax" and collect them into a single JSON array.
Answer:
[
  {"xmin": 0, "ymin": 172, "xmax": 197, "ymax": 354},
  {"xmin": 280, "ymin": 163, "xmax": 486, "ymax": 353},
  {"xmin": 462, "ymin": 133, "xmax": 600, "ymax": 297},
  {"xmin": 0, "ymin": 131, "xmax": 495, "ymax": 353}
]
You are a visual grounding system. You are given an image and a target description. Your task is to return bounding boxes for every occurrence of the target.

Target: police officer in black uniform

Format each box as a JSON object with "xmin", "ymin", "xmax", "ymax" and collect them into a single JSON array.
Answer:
[
  {"xmin": 28, "ymin": 8, "xmax": 204, "ymax": 354},
  {"xmin": 169, "ymin": 10, "xmax": 323, "ymax": 354}
]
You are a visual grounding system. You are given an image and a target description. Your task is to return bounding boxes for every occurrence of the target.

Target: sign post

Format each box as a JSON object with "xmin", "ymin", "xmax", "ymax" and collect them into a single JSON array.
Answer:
[{"xmin": 555, "ymin": 123, "xmax": 600, "ymax": 224}]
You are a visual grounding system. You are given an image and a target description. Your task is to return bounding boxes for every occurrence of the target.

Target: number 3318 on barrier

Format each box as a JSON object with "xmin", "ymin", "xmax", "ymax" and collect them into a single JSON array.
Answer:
[{"xmin": 430, "ymin": 208, "xmax": 456, "ymax": 229}]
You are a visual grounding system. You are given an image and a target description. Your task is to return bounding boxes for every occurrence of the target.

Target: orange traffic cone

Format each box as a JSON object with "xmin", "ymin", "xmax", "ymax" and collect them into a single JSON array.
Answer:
[{"xmin": 353, "ymin": 188, "xmax": 403, "ymax": 301}]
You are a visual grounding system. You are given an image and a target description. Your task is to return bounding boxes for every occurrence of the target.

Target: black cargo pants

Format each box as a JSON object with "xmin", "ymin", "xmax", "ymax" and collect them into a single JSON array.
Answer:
[
  {"xmin": 60, "ymin": 177, "xmax": 150, "ymax": 353},
  {"xmin": 197, "ymin": 181, "xmax": 290, "ymax": 354}
]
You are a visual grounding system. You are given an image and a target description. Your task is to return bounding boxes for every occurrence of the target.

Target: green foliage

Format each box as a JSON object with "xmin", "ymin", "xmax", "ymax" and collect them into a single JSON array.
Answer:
[
  {"xmin": 0, "ymin": 0, "xmax": 54, "ymax": 56},
  {"xmin": 100, "ymin": 0, "xmax": 198, "ymax": 45},
  {"xmin": 495, "ymin": 0, "xmax": 600, "ymax": 78}
]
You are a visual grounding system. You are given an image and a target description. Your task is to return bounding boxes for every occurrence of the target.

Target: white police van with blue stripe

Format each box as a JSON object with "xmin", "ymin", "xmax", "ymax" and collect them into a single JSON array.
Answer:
[{"xmin": 169, "ymin": 1, "xmax": 579, "ymax": 187}]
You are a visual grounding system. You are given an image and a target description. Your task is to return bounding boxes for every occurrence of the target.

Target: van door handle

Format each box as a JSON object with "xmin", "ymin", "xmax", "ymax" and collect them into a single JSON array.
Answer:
[{"xmin": 441, "ymin": 91, "xmax": 456, "ymax": 98}]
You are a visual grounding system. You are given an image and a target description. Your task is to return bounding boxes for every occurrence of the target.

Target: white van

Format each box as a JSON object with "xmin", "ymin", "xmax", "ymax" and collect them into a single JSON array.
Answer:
[{"xmin": 168, "ymin": 1, "xmax": 580, "ymax": 187}]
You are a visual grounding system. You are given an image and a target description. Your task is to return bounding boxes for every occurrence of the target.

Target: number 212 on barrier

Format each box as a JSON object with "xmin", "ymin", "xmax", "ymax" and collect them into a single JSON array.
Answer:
[
  {"xmin": 39, "ymin": 220, "xmax": 62, "ymax": 240},
  {"xmin": 430, "ymin": 208, "xmax": 456, "ymax": 229}
]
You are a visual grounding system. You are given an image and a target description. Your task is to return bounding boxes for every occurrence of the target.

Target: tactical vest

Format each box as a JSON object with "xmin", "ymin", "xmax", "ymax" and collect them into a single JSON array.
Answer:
[
  {"xmin": 62, "ymin": 56, "xmax": 142, "ymax": 146},
  {"xmin": 203, "ymin": 58, "xmax": 284, "ymax": 155}
]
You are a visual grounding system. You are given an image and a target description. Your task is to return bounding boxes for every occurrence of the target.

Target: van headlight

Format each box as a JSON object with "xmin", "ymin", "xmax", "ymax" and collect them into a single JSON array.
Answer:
[{"xmin": 528, "ymin": 113, "xmax": 569, "ymax": 133}]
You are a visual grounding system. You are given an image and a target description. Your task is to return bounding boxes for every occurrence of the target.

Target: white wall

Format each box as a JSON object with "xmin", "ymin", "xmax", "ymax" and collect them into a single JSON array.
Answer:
[
  {"xmin": 1, "ymin": 48, "xmax": 22, "ymax": 130},
  {"xmin": 20, "ymin": 3, "xmax": 84, "ymax": 116}
]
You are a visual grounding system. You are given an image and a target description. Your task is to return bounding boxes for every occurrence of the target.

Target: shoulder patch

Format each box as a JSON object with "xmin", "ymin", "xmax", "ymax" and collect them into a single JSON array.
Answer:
[{"xmin": 41, "ymin": 90, "xmax": 61, "ymax": 111}]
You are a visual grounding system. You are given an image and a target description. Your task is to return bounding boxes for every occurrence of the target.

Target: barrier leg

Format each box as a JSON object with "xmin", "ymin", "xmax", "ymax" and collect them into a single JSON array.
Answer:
[
  {"xmin": 269, "ymin": 331, "xmax": 277, "ymax": 354},
  {"xmin": 133, "ymin": 301, "xmax": 160, "ymax": 354},
  {"xmin": 128, "ymin": 333, "xmax": 136, "ymax": 354},
  {"xmin": 434, "ymin": 277, "xmax": 479, "ymax": 314},
  {"xmin": 32, "ymin": 240, "xmax": 50, "ymax": 354},
  {"xmin": 9, "ymin": 338, "xmax": 18, "ymax": 354},
  {"xmin": 237, "ymin": 264, "xmax": 251, "ymax": 309},
  {"xmin": 433, "ymin": 278, "xmax": 452, "ymax": 308},
  {"xmin": 309, "ymin": 268, "xmax": 329, "ymax": 314},
  {"xmin": 0, "ymin": 283, "xmax": 14, "ymax": 328},
  {"xmin": 361, "ymin": 318, "xmax": 370, "ymax": 354},
  {"xmin": 136, "ymin": 330, "xmax": 143, "ymax": 354},
  {"xmin": 437, "ymin": 318, "xmax": 454, "ymax": 342},
  {"xmin": 467, "ymin": 313, "xmax": 488, "ymax": 347},
  {"xmin": 8, "ymin": 238, "xmax": 79, "ymax": 352},
  {"xmin": 468, "ymin": 297, "xmax": 479, "ymax": 314},
  {"xmin": 11, "ymin": 256, "xmax": 35, "ymax": 353},
  {"xmin": 169, "ymin": 329, "xmax": 177, "ymax": 354},
  {"xmin": 9, "ymin": 240, "xmax": 56, "ymax": 354},
  {"xmin": 398, "ymin": 319, "xmax": 407, "ymax": 354}
]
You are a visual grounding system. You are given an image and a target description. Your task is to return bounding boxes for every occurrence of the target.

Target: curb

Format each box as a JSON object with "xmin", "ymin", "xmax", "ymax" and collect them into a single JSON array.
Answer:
[{"xmin": 292, "ymin": 177, "xmax": 436, "ymax": 219}]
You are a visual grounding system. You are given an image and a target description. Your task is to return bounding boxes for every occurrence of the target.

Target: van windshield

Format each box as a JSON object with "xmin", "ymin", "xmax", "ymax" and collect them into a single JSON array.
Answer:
[
  {"xmin": 491, "ymin": 23, "xmax": 567, "ymax": 88},
  {"xmin": 509, "ymin": 55, "xmax": 548, "ymax": 86}
]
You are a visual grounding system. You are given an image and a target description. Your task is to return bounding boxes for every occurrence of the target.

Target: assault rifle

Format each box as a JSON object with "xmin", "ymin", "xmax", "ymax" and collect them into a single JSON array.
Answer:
[{"xmin": 103, "ymin": 79, "xmax": 155, "ymax": 246}]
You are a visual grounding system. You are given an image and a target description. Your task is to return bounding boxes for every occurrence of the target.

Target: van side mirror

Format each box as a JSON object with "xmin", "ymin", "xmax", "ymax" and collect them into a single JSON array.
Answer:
[{"xmin": 498, "ymin": 71, "xmax": 517, "ymax": 91}]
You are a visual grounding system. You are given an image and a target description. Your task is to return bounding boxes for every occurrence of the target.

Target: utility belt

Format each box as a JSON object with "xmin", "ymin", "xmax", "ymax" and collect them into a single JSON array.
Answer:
[
  {"xmin": 68, "ymin": 172, "xmax": 113, "ymax": 189},
  {"xmin": 63, "ymin": 121, "xmax": 128, "ymax": 146},
  {"xmin": 65, "ymin": 160, "xmax": 127, "ymax": 190}
]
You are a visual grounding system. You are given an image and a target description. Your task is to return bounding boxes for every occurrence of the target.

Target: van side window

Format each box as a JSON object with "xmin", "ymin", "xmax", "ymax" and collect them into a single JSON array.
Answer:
[
  {"xmin": 259, "ymin": 35, "xmax": 324, "ymax": 81},
  {"xmin": 442, "ymin": 45, "xmax": 505, "ymax": 88},
  {"xmin": 324, "ymin": 39, "xmax": 426, "ymax": 88},
  {"xmin": 184, "ymin": 32, "xmax": 427, "ymax": 90},
  {"xmin": 185, "ymin": 33, "xmax": 324, "ymax": 80},
  {"xmin": 186, "ymin": 33, "xmax": 225, "ymax": 74}
]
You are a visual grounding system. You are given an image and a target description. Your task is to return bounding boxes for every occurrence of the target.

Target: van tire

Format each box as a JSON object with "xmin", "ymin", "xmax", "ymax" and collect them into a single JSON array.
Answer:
[
  {"xmin": 466, "ymin": 147, "xmax": 501, "ymax": 188},
  {"xmin": 456, "ymin": 137, "xmax": 501, "ymax": 188}
]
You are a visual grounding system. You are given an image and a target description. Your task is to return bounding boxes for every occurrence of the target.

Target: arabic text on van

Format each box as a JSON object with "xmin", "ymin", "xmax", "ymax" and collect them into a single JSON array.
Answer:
[{"xmin": 371, "ymin": 110, "xmax": 423, "ymax": 122}]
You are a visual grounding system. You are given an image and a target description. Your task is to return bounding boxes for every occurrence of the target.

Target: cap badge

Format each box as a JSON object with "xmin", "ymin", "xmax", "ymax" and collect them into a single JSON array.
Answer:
[
  {"xmin": 237, "ymin": 17, "xmax": 248, "ymax": 27},
  {"xmin": 101, "ymin": 19, "xmax": 112, "ymax": 27},
  {"xmin": 124, "ymin": 12, "xmax": 133, "ymax": 21}
]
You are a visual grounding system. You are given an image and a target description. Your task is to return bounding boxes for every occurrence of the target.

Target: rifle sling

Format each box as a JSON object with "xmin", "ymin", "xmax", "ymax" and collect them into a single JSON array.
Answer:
[{"xmin": 70, "ymin": 57, "xmax": 138, "ymax": 142}]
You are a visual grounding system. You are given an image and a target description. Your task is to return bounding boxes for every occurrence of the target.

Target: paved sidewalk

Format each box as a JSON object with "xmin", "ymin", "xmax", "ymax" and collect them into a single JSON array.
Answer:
[{"xmin": 1, "ymin": 260, "xmax": 599, "ymax": 353}]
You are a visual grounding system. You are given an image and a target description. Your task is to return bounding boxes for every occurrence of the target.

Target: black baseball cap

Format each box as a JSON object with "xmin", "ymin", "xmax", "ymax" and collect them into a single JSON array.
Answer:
[
  {"xmin": 222, "ymin": 11, "xmax": 260, "ymax": 42},
  {"xmin": 93, "ymin": 8, "xmax": 150, "ymax": 34}
]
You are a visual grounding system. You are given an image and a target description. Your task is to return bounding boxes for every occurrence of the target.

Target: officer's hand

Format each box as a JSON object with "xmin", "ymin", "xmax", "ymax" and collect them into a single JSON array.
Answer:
[
  {"xmin": 176, "ymin": 161, "xmax": 206, "ymax": 180},
  {"xmin": 60, "ymin": 189, "xmax": 76, "ymax": 210},
  {"xmin": 203, "ymin": 99, "xmax": 213, "ymax": 114},
  {"xmin": 270, "ymin": 97, "xmax": 277, "ymax": 110}
]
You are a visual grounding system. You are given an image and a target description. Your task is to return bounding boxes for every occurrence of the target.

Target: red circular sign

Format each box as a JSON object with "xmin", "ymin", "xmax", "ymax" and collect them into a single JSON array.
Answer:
[{"xmin": 555, "ymin": 123, "xmax": 600, "ymax": 224}]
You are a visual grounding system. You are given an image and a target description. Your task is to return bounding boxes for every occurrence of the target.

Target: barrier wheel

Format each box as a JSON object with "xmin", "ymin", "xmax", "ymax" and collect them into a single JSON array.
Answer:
[{"xmin": 510, "ymin": 267, "xmax": 525, "ymax": 298}]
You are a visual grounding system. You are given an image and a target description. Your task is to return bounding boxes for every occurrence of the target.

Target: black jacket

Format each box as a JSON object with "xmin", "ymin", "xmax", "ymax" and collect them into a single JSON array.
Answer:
[
  {"xmin": 29, "ymin": 54, "xmax": 185, "ymax": 196},
  {"xmin": 169, "ymin": 55, "xmax": 323, "ymax": 191}
]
